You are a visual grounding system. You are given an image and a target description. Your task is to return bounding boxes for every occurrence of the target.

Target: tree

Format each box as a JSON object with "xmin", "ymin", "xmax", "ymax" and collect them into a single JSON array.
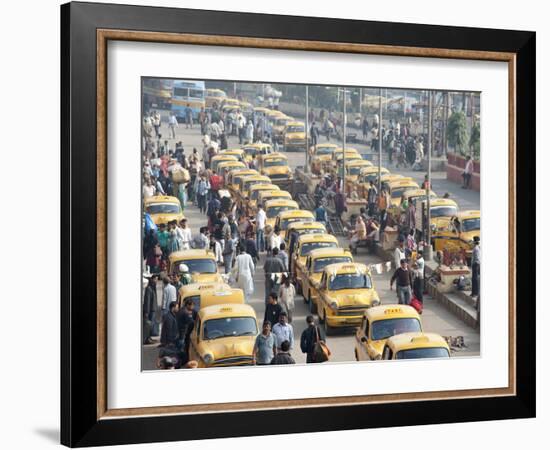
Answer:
[
  {"xmin": 447, "ymin": 111, "xmax": 468, "ymax": 155},
  {"xmin": 470, "ymin": 122, "xmax": 480, "ymax": 160}
]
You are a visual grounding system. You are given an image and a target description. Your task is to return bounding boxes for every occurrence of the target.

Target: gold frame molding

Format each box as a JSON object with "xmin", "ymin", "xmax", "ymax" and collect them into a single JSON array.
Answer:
[{"xmin": 96, "ymin": 29, "xmax": 516, "ymax": 420}]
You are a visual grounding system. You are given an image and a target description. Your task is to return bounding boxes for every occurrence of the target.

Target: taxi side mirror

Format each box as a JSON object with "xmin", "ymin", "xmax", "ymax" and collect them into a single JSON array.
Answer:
[{"xmin": 360, "ymin": 336, "xmax": 367, "ymax": 343}]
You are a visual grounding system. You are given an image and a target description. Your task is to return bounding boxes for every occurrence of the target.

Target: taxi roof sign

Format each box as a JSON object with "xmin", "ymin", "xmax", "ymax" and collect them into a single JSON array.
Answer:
[{"xmin": 384, "ymin": 308, "xmax": 403, "ymax": 314}]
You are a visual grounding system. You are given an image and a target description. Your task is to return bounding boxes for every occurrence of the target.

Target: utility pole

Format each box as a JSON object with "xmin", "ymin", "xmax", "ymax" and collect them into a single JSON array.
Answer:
[
  {"xmin": 359, "ymin": 87, "xmax": 363, "ymax": 116},
  {"xmin": 233, "ymin": 82, "xmax": 237, "ymax": 98},
  {"xmin": 378, "ymin": 88, "xmax": 382, "ymax": 194},
  {"xmin": 342, "ymin": 88, "xmax": 347, "ymax": 198},
  {"xmin": 425, "ymin": 90, "xmax": 433, "ymax": 261},
  {"xmin": 305, "ymin": 85, "xmax": 310, "ymax": 173}
]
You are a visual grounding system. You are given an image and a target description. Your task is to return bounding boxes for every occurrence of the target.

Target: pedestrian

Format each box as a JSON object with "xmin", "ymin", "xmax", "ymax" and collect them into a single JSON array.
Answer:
[
  {"xmin": 176, "ymin": 298, "xmax": 197, "ymax": 358},
  {"xmin": 232, "ymin": 246, "xmax": 255, "ymax": 302},
  {"xmin": 367, "ymin": 181, "xmax": 378, "ymax": 217},
  {"xmin": 414, "ymin": 250, "xmax": 425, "ymax": 301},
  {"xmin": 264, "ymin": 293, "xmax": 284, "ymax": 328},
  {"xmin": 253, "ymin": 321, "xmax": 277, "ymax": 365},
  {"xmin": 162, "ymin": 276, "xmax": 177, "ymax": 315},
  {"xmin": 278, "ymin": 275, "xmax": 295, "ymax": 323},
  {"xmin": 146, "ymin": 243, "xmax": 162, "ymax": 273},
  {"xmin": 184, "ymin": 104, "xmax": 193, "ymax": 129},
  {"xmin": 390, "ymin": 259, "xmax": 414, "ymax": 305},
  {"xmin": 270, "ymin": 340, "xmax": 296, "ymax": 365},
  {"xmin": 272, "ymin": 312, "xmax": 294, "ymax": 352},
  {"xmin": 160, "ymin": 301, "xmax": 179, "ymax": 347},
  {"xmin": 300, "ymin": 315, "xmax": 327, "ymax": 363},
  {"xmin": 143, "ymin": 274, "xmax": 159, "ymax": 341},
  {"xmin": 245, "ymin": 232, "xmax": 258, "ymax": 263},
  {"xmin": 142, "ymin": 178, "xmax": 156, "ymax": 199},
  {"xmin": 471, "ymin": 236, "xmax": 480, "ymax": 298},
  {"xmin": 222, "ymin": 234, "xmax": 235, "ymax": 274},
  {"xmin": 191, "ymin": 226, "xmax": 209, "ymax": 249},
  {"xmin": 314, "ymin": 201, "xmax": 328, "ymax": 225},
  {"xmin": 394, "ymin": 239, "xmax": 406, "ymax": 269},
  {"xmin": 168, "ymin": 112, "xmax": 178, "ymax": 139},
  {"xmin": 167, "ymin": 221, "xmax": 180, "ymax": 255},
  {"xmin": 350, "ymin": 215, "xmax": 366, "ymax": 254},
  {"xmin": 310, "ymin": 121, "xmax": 319, "ymax": 146},
  {"xmin": 277, "ymin": 243, "xmax": 289, "ymax": 272},
  {"xmin": 270, "ymin": 227, "xmax": 282, "ymax": 253},
  {"xmin": 196, "ymin": 174, "xmax": 210, "ymax": 214},
  {"xmin": 264, "ymin": 247, "xmax": 286, "ymax": 302},
  {"xmin": 255, "ymin": 204, "xmax": 267, "ymax": 253},
  {"xmin": 178, "ymin": 218, "xmax": 192, "ymax": 250},
  {"xmin": 462, "ymin": 155, "xmax": 474, "ymax": 189}
]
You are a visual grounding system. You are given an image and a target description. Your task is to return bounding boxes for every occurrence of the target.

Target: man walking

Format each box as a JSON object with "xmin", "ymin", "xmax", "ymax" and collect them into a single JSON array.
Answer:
[
  {"xmin": 162, "ymin": 277, "xmax": 177, "ymax": 315},
  {"xmin": 168, "ymin": 112, "xmax": 178, "ymax": 139},
  {"xmin": 367, "ymin": 181, "xmax": 378, "ymax": 217},
  {"xmin": 300, "ymin": 315, "xmax": 326, "ymax": 363},
  {"xmin": 272, "ymin": 312, "xmax": 294, "ymax": 352},
  {"xmin": 463, "ymin": 155, "xmax": 474, "ymax": 189},
  {"xmin": 232, "ymin": 246, "xmax": 255, "ymax": 302},
  {"xmin": 196, "ymin": 174, "xmax": 210, "ymax": 214},
  {"xmin": 143, "ymin": 274, "xmax": 159, "ymax": 341},
  {"xmin": 270, "ymin": 340, "xmax": 296, "ymax": 365},
  {"xmin": 160, "ymin": 301, "xmax": 179, "ymax": 347},
  {"xmin": 390, "ymin": 259, "xmax": 414, "ymax": 305},
  {"xmin": 263, "ymin": 248, "xmax": 286, "ymax": 302},
  {"xmin": 255, "ymin": 204, "xmax": 267, "ymax": 253},
  {"xmin": 471, "ymin": 236, "xmax": 480, "ymax": 298},
  {"xmin": 264, "ymin": 293, "xmax": 284, "ymax": 329},
  {"xmin": 253, "ymin": 321, "xmax": 277, "ymax": 365},
  {"xmin": 184, "ymin": 104, "xmax": 193, "ymax": 129}
]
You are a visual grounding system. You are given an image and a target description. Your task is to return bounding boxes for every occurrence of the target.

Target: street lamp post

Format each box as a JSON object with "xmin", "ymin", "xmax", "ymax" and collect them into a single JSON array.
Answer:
[
  {"xmin": 305, "ymin": 85, "xmax": 309, "ymax": 173},
  {"xmin": 425, "ymin": 90, "xmax": 433, "ymax": 261},
  {"xmin": 342, "ymin": 88, "xmax": 347, "ymax": 198},
  {"xmin": 378, "ymin": 88, "xmax": 382, "ymax": 194}
]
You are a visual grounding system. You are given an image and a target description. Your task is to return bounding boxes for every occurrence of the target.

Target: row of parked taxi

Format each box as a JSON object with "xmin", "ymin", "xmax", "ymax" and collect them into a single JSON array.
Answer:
[{"xmin": 309, "ymin": 142, "xmax": 480, "ymax": 254}]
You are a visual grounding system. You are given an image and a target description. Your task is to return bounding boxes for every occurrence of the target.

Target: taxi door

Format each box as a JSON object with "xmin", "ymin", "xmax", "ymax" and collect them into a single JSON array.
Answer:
[{"xmin": 355, "ymin": 317, "xmax": 370, "ymax": 361}]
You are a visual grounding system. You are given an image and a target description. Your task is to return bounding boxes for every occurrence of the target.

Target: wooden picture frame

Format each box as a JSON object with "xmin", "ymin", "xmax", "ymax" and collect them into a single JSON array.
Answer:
[{"xmin": 61, "ymin": 2, "xmax": 535, "ymax": 447}]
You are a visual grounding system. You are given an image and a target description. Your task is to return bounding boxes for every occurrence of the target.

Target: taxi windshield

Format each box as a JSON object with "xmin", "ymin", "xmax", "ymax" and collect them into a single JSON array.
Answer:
[
  {"xmin": 176, "ymin": 258, "xmax": 217, "ymax": 274},
  {"xmin": 243, "ymin": 147, "xmax": 258, "ymax": 157},
  {"xmin": 313, "ymin": 256, "xmax": 352, "ymax": 272},
  {"xmin": 431, "ymin": 206, "xmax": 458, "ymax": 218},
  {"xmin": 264, "ymin": 159, "xmax": 287, "ymax": 167},
  {"xmin": 146, "ymin": 203, "xmax": 181, "ymax": 214},
  {"xmin": 348, "ymin": 166, "xmax": 363, "ymax": 175},
  {"xmin": 371, "ymin": 318, "xmax": 422, "ymax": 340},
  {"xmin": 184, "ymin": 295, "xmax": 201, "ymax": 311},
  {"xmin": 300, "ymin": 241, "xmax": 337, "ymax": 256},
  {"xmin": 267, "ymin": 205, "xmax": 297, "ymax": 218},
  {"xmin": 462, "ymin": 218, "xmax": 480, "ymax": 231},
  {"xmin": 276, "ymin": 119, "xmax": 289, "ymax": 126},
  {"xmin": 281, "ymin": 217, "xmax": 313, "ymax": 230},
  {"xmin": 396, "ymin": 347, "xmax": 450, "ymax": 359},
  {"xmin": 329, "ymin": 273, "xmax": 372, "ymax": 290},
  {"xmin": 392, "ymin": 187, "xmax": 414, "ymax": 198},
  {"xmin": 251, "ymin": 189, "xmax": 268, "ymax": 201},
  {"xmin": 316, "ymin": 147, "xmax": 334, "ymax": 155},
  {"xmin": 286, "ymin": 126, "xmax": 304, "ymax": 133},
  {"xmin": 203, "ymin": 317, "xmax": 257, "ymax": 340},
  {"xmin": 244, "ymin": 180, "xmax": 270, "ymax": 191}
]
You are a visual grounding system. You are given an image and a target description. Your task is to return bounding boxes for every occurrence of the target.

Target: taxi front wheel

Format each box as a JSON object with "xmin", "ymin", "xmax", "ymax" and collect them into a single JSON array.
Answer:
[
  {"xmin": 324, "ymin": 314, "xmax": 336, "ymax": 336},
  {"xmin": 309, "ymin": 292, "xmax": 318, "ymax": 314}
]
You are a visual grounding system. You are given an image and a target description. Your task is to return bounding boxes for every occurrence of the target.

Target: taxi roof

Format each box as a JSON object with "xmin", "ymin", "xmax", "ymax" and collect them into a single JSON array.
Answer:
[
  {"xmin": 402, "ymin": 189, "xmax": 437, "ymax": 199},
  {"xmin": 429, "ymin": 198, "xmax": 458, "ymax": 207},
  {"xmin": 179, "ymin": 282, "xmax": 232, "ymax": 296},
  {"xmin": 315, "ymin": 143, "xmax": 339, "ymax": 149},
  {"xmin": 211, "ymin": 154, "xmax": 237, "ymax": 161},
  {"xmin": 278, "ymin": 209, "xmax": 315, "ymax": 219},
  {"xmin": 242, "ymin": 174, "xmax": 271, "ymax": 183},
  {"xmin": 231, "ymin": 169, "xmax": 258, "ymax": 177},
  {"xmin": 218, "ymin": 161, "xmax": 246, "ymax": 169},
  {"xmin": 308, "ymin": 247, "xmax": 352, "ymax": 259},
  {"xmin": 258, "ymin": 190, "xmax": 291, "ymax": 199},
  {"xmin": 361, "ymin": 166, "xmax": 389, "ymax": 174},
  {"xmin": 345, "ymin": 159, "xmax": 372, "ymax": 166},
  {"xmin": 458, "ymin": 210, "xmax": 481, "ymax": 219},
  {"xmin": 243, "ymin": 143, "xmax": 272, "ymax": 150},
  {"xmin": 262, "ymin": 152, "xmax": 288, "ymax": 160},
  {"xmin": 388, "ymin": 179, "xmax": 419, "ymax": 188},
  {"xmin": 296, "ymin": 233, "xmax": 337, "ymax": 244},
  {"xmin": 265, "ymin": 198, "xmax": 299, "ymax": 207},
  {"xmin": 322, "ymin": 262, "xmax": 370, "ymax": 275},
  {"xmin": 144, "ymin": 195, "xmax": 180, "ymax": 205},
  {"xmin": 386, "ymin": 332, "xmax": 449, "ymax": 351},
  {"xmin": 253, "ymin": 107, "xmax": 270, "ymax": 113},
  {"xmin": 287, "ymin": 221, "xmax": 326, "ymax": 231},
  {"xmin": 334, "ymin": 147, "xmax": 360, "ymax": 154},
  {"xmin": 221, "ymin": 149, "xmax": 245, "ymax": 155},
  {"xmin": 199, "ymin": 303, "xmax": 256, "ymax": 320},
  {"xmin": 365, "ymin": 304, "xmax": 420, "ymax": 321},
  {"xmin": 286, "ymin": 121, "xmax": 305, "ymax": 127},
  {"xmin": 380, "ymin": 173, "xmax": 404, "ymax": 181},
  {"xmin": 249, "ymin": 183, "xmax": 280, "ymax": 192},
  {"xmin": 267, "ymin": 109, "xmax": 286, "ymax": 117},
  {"xmin": 168, "ymin": 249, "xmax": 215, "ymax": 263},
  {"xmin": 223, "ymin": 98, "xmax": 240, "ymax": 104}
]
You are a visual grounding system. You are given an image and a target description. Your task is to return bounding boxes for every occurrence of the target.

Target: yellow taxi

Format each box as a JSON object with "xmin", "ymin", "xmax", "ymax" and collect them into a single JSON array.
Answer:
[
  {"xmin": 387, "ymin": 187, "xmax": 437, "ymax": 216},
  {"xmin": 188, "ymin": 304, "xmax": 258, "ymax": 368},
  {"xmin": 253, "ymin": 106, "xmax": 270, "ymax": 119},
  {"xmin": 274, "ymin": 209, "xmax": 315, "ymax": 232},
  {"xmin": 332, "ymin": 147, "xmax": 360, "ymax": 162},
  {"xmin": 220, "ymin": 148, "xmax": 246, "ymax": 162},
  {"xmin": 178, "ymin": 282, "xmax": 244, "ymax": 310},
  {"xmin": 425, "ymin": 198, "xmax": 459, "ymax": 230},
  {"xmin": 316, "ymin": 263, "xmax": 380, "ymax": 335},
  {"xmin": 221, "ymin": 98, "xmax": 241, "ymax": 108},
  {"xmin": 143, "ymin": 195, "xmax": 184, "ymax": 225},
  {"xmin": 247, "ymin": 184, "xmax": 280, "ymax": 214},
  {"xmin": 299, "ymin": 247, "xmax": 353, "ymax": 307},
  {"xmin": 239, "ymin": 174, "xmax": 272, "ymax": 205},
  {"xmin": 227, "ymin": 169, "xmax": 258, "ymax": 196},
  {"xmin": 258, "ymin": 153, "xmax": 293, "ymax": 186},
  {"xmin": 242, "ymin": 143, "xmax": 273, "ymax": 163},
  {"xmin": 342, "ymin": 159, "xmax": 373, "ymax": 181},
  {"xmin": 284, "ymin": 221, "xmax": 327, "ymax": 247},
  {"xmin": 216, "ymin": 161, "xmax": 247, "ymax": 179},
  {"xmin": 380, "ymin": 173, "xmax": 406, "ymax": 188},
  {"xmin": 354, "ymin": 305, "xmax": 422, "ymax": 361},
  {"xmin": 291, "ymin": 233, "xmax": 339, "ymax": 278},
  {"xmin": 310, "ymin": 143, "xmax": 339, "ymax": 174},
  {"xmin": 265, "ymin": 199, "xmax": 300, "ymax": 228},
  {"xmin": 257, "ymin": 189, "xmax": 293, "ymax": 210},
  {"xmin": 205, "ymin": 88, "xmax": 227, "ymax": 108},
  {"xmin": 239, "ymin": 101, "xmax": 254, "ymax": 116},
  {"xmin": 432, "ymin": 210, "xmax": 480, "ymax": 255},
  {"xmin": 283, "ymin": 121, "xmax": 306, "ymax": 151},
  {"xmin": 210, "ymin": 154, "xmax": 238, "ymax": 173},
  {"xmin": 387, "ymin": 179, "xmax": 421, "ymax": 207},
  {"xmin": 221, "ymin": 104, "xmax": 240, "ymax": 116},
  {"xmin": 266, "ymin": 109, "xmax": 286, "ymax": 128},
  {"xmin": 272, "ymin": 115, "xmax": 295, "ymax": 143},
  {"xmin": 381, "ymin": 332, "xmax": 450, "ymax": 360},
  {"xmin": 354, "ymin": 166, "xmax": 390, "ymax": 196},
  {"xmin": 168, "ymin": 249, "xmax": 223, "ymax": 284}
]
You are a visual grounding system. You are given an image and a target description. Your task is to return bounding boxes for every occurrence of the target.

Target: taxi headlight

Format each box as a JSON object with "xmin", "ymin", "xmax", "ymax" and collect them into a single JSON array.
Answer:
[
  {"xmin": 371, "ymin": 299, "xmax": 380, "ymax": 307},
  {"xmin": 203, "ymin": 353, "xmax": 214, "ymax": 365},
  {"xmin": 330, "ymin": 301, "xmax": 338, "ymax": 311},
  {"xmin": 430, "ymin": 224, "xmax": 437, "ymax": 232}
]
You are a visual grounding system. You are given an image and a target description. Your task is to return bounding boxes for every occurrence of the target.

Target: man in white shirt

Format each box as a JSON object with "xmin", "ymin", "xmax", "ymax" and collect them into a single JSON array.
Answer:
[
  {"xmin": 394, "ymin": 241, "xmax": 406, "ymax": 269},
  {"xmin": 143, "ymin": 179, "xmax": 156, "ymax": 199},
  {"xmin": 255, "ymin": 205, "xmax": 267, "ymax": 253},
  {"xmin": 178, "ymin": 218, "xmax": 192, "ymax": 250},
  {"xmin": 270, "ymin": 228, "xmax": 283, "ymax": 253},
  {"xmin": 168, "ymin": 113, "xmax": 178, "ymax": 139},
  {"xmin": 272, "ymin": 312, "xmax": 294, "ymax": 351},
  {"xmin": 162, "ymin": 277, "xmax": 177, "ymax": 314}
]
